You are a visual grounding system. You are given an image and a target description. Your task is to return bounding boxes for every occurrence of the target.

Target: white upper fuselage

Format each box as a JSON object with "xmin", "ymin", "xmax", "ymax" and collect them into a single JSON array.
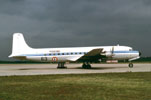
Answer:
[{"xmin": 18, "ymin": 46, "xmax": 139, "ymax": 62}]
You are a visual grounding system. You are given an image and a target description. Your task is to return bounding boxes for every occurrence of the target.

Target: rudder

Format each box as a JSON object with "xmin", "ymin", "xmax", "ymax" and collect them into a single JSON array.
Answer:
[{"xmin": 9, "ymin": 33, "xmax": 32, "ymax": 57}]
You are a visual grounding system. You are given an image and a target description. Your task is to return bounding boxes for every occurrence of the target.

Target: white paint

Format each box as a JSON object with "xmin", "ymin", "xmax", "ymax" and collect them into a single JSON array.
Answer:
[{"xmin": 9, "ymin": 33, "xmax": 140, "ymax": 63}]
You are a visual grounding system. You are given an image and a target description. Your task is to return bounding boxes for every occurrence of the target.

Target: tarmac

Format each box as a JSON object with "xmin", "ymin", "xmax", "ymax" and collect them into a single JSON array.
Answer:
[{"xmin": 0, "ymin": 63, "xmax": 151, "ymax": 76}]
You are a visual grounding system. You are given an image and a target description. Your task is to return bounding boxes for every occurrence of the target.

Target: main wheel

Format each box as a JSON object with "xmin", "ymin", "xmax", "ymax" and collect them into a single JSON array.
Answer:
[
  {"xmin": 82, "ymin": 63, "xmax": 87, "ymax": 69},
  {"xmin": 57, "ymin": 62, "xmax": 66, "ymax": 68},
  {"xmin": 129, "ymin": 63, "xmax": 133, "ymax": 68},
  {"xmin": 82, "ymin": 63, "xmax": 91, "ymax": 69},
  {"xmin": 87, "ymin": 64, "xmax": 91, "ymax": 69}
]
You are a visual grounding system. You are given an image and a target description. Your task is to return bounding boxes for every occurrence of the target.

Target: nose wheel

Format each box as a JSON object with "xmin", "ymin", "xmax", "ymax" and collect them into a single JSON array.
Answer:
[{"xmin": 128, "ymin": 62, "xmax": 133, "ymax": 68}]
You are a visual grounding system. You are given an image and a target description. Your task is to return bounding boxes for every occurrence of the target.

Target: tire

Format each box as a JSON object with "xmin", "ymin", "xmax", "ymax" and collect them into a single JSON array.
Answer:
[
  {"xmin": 87, "ymin": 64, "xmax": 91, "ymax": 69},
  {"xmin": 129, "ymin": 63, "xmax": 133, "ymax": 68},
  {"xmin": 82, "ymin": 64, "xmax": 86, "ymax": 69}
]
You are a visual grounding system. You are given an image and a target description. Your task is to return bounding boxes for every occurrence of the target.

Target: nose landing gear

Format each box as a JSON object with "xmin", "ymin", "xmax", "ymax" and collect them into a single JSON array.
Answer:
[{"xmin": 128, "ymin": 62, "xmax": 133, "ymax": 68}]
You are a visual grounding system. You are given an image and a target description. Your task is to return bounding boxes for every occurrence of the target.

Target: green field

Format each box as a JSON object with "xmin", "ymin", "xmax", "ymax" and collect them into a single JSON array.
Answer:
[{"xmin": 0, "ymin": 72, "xmax": 151, "ymax": 100}]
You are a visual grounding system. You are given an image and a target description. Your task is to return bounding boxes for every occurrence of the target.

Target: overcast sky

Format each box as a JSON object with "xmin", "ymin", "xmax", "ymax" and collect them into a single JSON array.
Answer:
[{"xmin": 0, "ymin": 0, "xmax": 151, "ymax": 60}]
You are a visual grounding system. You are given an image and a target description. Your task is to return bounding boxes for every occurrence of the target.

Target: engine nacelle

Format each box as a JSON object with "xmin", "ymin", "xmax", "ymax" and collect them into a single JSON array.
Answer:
[{"xmin": 104, "ymin": 52, "xmax": 113, "ymax": 57}]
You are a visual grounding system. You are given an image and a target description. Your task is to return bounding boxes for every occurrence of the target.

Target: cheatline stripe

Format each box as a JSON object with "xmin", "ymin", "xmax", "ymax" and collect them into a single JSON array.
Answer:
[{"xmin": 20, "ymin": 51, "xmax": 139, "ymax": 57}]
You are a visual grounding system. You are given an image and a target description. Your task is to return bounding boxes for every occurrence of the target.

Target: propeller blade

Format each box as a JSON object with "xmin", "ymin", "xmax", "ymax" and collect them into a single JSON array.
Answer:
[{"xmin": 112, "ymin": 46, "xmax": 114, "ymax": 55}]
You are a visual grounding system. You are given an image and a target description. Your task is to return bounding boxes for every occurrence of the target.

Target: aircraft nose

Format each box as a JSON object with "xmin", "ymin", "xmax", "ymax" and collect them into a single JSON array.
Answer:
[{"xmin": 139, "ymin": 52, "xmax": 141, "ymax": 56}]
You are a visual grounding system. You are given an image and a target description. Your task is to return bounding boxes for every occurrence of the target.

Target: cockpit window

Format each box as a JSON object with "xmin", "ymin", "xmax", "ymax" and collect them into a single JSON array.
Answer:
[{"xmin": 129, "ymin": 49, "xmax": 133, "ymax": 51}]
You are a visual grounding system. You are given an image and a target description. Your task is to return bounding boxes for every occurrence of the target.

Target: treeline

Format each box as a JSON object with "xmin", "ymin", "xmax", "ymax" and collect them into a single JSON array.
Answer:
[
  {"xmin": 117, "ymin": 57, "xmax": 151, "ymax": 63},
  {"xmin": 0, "ymin": 57, "xmax": 151, "ymax": 64},
  {"xmin": 133, "ymin": 57, "xmax": 151, "ymax": 62}
]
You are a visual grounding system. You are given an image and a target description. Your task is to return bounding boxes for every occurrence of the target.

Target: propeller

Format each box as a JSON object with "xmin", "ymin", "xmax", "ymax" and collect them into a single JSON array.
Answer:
[{"xmin": 111, "ymin": 46, "xmax": 114, "ymax": 57}]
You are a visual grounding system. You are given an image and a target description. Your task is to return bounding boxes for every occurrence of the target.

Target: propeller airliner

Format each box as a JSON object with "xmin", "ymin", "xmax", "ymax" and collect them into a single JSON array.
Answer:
[{"xmin": 9, "ymin": 33, "xmax": 141, "ymax": 69}]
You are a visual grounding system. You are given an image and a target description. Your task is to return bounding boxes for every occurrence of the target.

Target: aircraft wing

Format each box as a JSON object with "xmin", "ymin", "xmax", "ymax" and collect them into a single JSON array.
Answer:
[
  {"xmin": 77, "ymin": 48, "xmax": 104, "ymax": 62},
  {"xmin": 66, "ymin": 48, "xmax": 105, "ymax": 62},
  {"xmin": 66, "ymin": 49, "xmax": 104, "ymax": 62}
]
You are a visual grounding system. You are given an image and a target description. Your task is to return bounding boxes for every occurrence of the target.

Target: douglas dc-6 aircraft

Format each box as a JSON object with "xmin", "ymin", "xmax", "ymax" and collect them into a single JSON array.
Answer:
[{"xmin": 9, "ymin": 33, "xmax": 141, "ymax": 69}]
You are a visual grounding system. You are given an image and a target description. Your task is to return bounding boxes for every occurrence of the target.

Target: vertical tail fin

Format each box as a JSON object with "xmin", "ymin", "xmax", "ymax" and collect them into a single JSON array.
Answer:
[{"xmin": 9, "ymin": 33, "xmax": 32, "ymax": 57}]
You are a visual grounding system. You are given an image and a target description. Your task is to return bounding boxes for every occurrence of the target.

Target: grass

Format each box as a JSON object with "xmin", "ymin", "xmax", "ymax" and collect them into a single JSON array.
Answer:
[{"xmin": 0, "ymin": 72, "xmax": 151, "ymax": 100}]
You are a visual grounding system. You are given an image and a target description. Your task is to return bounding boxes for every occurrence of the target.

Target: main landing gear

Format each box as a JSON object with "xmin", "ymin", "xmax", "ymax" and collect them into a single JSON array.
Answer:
[
  {"xmin": 82, "ymin": 62, "xmax": 91, "ymax": 69},
  {"xmin": 57, "ymin": 62, "xmax": 66, "ymax": 69},
  {"xmin": 128, "ymin": 62, "xmax": 133, "ymax": 68}
]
